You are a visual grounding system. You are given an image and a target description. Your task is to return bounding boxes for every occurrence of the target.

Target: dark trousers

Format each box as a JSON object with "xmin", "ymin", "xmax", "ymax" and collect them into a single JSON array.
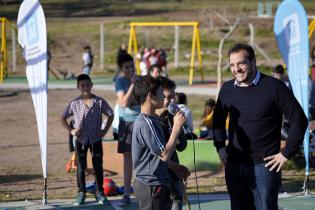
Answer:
[
  {"xmin": 134, "ymin": 179, "xmax": 172, "ymax": 210},
  {"xmin": 225, "ymin": 161, "xmax": 281, "ymax": 210},
  {"xmin": 170, "ymin": 180, "xmax": 185, "ymax": 210},
  {"xmin": 76, "ymin": 140, "xmax": 104, "ymax": 194}
]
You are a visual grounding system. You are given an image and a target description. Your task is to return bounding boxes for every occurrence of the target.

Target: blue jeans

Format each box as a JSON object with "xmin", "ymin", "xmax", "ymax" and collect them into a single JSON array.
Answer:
[{"xmin": 225, "ymin": 161, "xmax": 281, "ymax": 210}]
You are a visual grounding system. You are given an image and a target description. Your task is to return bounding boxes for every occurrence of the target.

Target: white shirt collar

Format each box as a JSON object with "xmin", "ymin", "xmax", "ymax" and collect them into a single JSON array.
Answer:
[{"xmin": 234, "ymin": 71, "xmax": 261, "ymax": 87}]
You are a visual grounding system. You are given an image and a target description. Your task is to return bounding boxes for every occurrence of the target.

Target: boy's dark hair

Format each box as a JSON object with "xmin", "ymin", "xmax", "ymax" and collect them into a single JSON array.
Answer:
[
  {"xmin": 228, "ymin": 43, "xmax": 256, "ymax": 62},
  {"xmin": 117, "ymin": 53, "xmax": 134, "ymax": 69},
  {"xmin": 134, "ymin": 75, "xmax": 162, "ymax": 105},
  {"xmin": 158, "ymin": 76, "xmax": 176, "ymax": 90},
  {"xmin": 84, "ymin": 46, "xmax": 91, "ymax": 50},
  {"xmin": 205, "ymin": 98, "xmax": 216, "ymax": 107},
  {"xmin": 175, "ymin": 92, "xmax": 187, "ymax": 105},
  {"xmin": 273, "ymin": 64, "xmax": 284, "ymax": 74},
  {"xmin": 148, "ymin": 64, "xmax": 161, "ymax": 74},
  {"xmin": 77, "ymin": 74, "xmax": 92, "ymax": 85}
]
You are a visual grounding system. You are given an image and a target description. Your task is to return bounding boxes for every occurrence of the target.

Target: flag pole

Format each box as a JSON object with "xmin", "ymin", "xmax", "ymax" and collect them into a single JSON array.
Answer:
[
  {"xmin": 303, "ymin": 175, "xmax": 310, "ymax": 195},
  {"xmin": 43, "ymin": 177, "xmax": 47, "ymax": 204}
]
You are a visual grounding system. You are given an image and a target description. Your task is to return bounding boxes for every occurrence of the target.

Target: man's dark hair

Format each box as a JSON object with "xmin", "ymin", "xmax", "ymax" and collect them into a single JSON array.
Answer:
[
  {"xmin": 228, "ymin": 43, "xmax": 256, "ymax": 62},
  {"xmin": 175, "ymin": 92, "xmax": 187, "ymax": 105},
  {"xmin": 117, "ymin": 53, "xmax": 134, "ymax": 69},
  {"xmin": 134, "ymin": 75, "xmax": 162, "ymax": 105},
  {"xmin": 84, "ymin": 46, "xmax": 91, "ymax": 50},
  {"xmin": 158, "ymin": 76, "xmax": 176, "ymax": 90},
  {"xmin": 205, "ymin": 98, "xmax": 216, "ymax": 108},
  {"xmin": 77, "ymin": 74, "xmax": 91, "ymax": 85},
  {"xmin": 273, "ymin": 64, "xmax": 284, "ymax": 74}
]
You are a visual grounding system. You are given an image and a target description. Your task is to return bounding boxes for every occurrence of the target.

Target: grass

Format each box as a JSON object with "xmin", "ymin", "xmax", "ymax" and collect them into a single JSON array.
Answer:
[
  {"xmin": 0, "ymin": 0, "xmax": 263, "ymax": 19},
  {"xmin": 178, "ymin": 140, "xmax": 221, "ymax": 171},
  {"xmin": 35, "ymin": 0, "xmax": 315, "ymax": 15},
  {"xmin": 7, "ymin": 0, "xmax": 312, "ymax": 77},
  {"xmin": 0, "ymin": 192, "xmax": 13, "ymax": 202},
  {"xmin": 6, "ymin": 0, "xmax": 314, "ymax": 76}
]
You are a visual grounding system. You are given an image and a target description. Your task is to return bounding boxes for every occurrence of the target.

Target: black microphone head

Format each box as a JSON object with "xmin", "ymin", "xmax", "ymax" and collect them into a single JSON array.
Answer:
[{"xmin": 168, "ymin": 102, "xmax": 180, "ymax": 115}]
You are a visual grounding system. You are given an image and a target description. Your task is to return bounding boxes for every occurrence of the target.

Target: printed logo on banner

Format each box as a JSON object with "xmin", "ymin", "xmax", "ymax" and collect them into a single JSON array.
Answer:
[
  {"xmin": 26, "ymin": 13, "xmax": 39, "ymax": 45},
  {"xmin": 283, "ymin": 13, "xmax": 300, "ymax": 46}
]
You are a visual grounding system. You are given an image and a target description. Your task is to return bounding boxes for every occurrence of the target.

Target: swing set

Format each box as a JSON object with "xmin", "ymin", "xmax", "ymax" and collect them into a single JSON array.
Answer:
[{"xmin": 128, "ymin": 22, "xmax": 204, "ymax": 85}]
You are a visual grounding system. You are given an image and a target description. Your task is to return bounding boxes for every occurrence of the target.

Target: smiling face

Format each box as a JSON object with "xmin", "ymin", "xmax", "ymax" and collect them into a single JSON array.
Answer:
[
  {"xmin": 77, "ymin": 79, "xmax": 93, "ymax": 97},
  {"xmin": 229, "ymin": 50, "xmax": 256, "ymax": 86}
]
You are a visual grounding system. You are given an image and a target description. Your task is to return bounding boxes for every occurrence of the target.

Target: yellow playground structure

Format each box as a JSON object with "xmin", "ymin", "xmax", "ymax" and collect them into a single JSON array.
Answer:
[
  {"xmin": 0, "ymin": 17, "xmax": 18, "ymax": 83},
  {"xmin": 128, "ymin": 22, "xmax": 204, "ymax": 85},
  {"xmin": 309, "ymin": 17, "xmax": 315, "ymax": 77},
  {"xmin": 0, "ymin": 17, "xmax": 9, "ymax": 83},
  {"xmin": 309, "ymin": 17, "xmax": 315, "ymax": 39}
]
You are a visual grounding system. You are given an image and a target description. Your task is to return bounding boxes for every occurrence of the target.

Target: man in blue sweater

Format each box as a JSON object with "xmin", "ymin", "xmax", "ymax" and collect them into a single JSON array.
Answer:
[{"xmin": 213, "ymin": 43, "xmax": 308, "ymax": 210}]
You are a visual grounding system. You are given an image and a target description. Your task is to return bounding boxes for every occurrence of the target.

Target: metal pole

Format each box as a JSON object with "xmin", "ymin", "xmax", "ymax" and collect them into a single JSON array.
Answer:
[
  {"xmin": 189, "ymin": 26, "xmax": 197, "ymax": 85},
  {"xmin": 303, "ymin": 175, "xmax": 310, "ymax": 195},
  {"xmin": 174, "ymin": 25, "xmax": 179, "ymax": 68},
  {"xmin": 42, "ymin": 178, "xmax": 47, "ymax": 204},
  {"xmin": 12, "ymin": 26, "xmax": 16, "ymax": 72},
  {"xmin": 99, "ymin": 23, "xmax": 104, "ymax": 71},
  {"xmin": 0, "ymin": 18, "xmax": 4, "ymax": 82}
]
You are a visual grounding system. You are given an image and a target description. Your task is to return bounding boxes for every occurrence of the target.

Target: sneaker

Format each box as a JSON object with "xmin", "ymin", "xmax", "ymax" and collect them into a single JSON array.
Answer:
[
  {"xmin": 96, "ymin": 192, "xmax": 110, "ymax": 205},
  {"xmin": 73, "ymin": 192, "xmax": 85, "ymax": 205},
  {"xmin": 117, "ymin": 195, "xmax": 131, "ymax": 207}
]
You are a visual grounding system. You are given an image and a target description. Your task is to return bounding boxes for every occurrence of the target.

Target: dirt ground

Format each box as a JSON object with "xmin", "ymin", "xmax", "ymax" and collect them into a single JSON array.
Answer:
[
  {"xmin": 0, "ymin": 89, "xmax": 226, "ymax": 201},
  {"xmin": 0, "ymin": 89, "xmax": 313, "ymax": 202},
  {"xmin": 0, "ymin": 89, "xmax": 117, "ymax": 201}
]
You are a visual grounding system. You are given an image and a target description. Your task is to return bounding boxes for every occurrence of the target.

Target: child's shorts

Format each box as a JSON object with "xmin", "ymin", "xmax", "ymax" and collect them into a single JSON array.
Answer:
[{"xmin": 117, "ymin": 120, "xmax": 134, "ymax": 153}]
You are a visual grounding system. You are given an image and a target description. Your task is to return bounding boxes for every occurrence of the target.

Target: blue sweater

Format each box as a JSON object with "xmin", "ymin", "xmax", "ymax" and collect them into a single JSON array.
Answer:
[{"xmin": 213, "ymin": 73, "xmax": 308, "ymax": 163}]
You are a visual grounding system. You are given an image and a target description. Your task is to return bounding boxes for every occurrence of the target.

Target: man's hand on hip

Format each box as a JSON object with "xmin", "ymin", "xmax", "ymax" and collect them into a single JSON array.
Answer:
[{"xmin": 264, "ymin": 152, "xmax": 288, "ymax": 172}]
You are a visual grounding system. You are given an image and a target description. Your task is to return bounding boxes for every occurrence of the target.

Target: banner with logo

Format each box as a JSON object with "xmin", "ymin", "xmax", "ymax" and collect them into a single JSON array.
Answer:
[
  {"xmin": 274, "ymin": 0, "xmax": 309, "ymax": 175},
  {"xmin": 17, "ymin": 0, "xmax": 47, "ymax": 180}
]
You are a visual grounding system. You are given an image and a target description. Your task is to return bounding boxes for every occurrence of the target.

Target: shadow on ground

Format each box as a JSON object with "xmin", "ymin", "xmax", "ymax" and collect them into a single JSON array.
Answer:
[
  {"xmin": 0, "ymin": 174, "xmax": 42, "ymax": 184},
  {"xmin": 281, "ymin": 178, "xmax": 315, "ymax": 193},
  {"xmin": 54, "ymin": 201, "xmax": 139, "ymax": 210}
]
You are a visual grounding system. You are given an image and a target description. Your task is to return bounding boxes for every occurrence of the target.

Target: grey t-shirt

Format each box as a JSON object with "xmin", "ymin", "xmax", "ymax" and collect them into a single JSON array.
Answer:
[{"xmin": 132, "ymin": 113, "xmax": 169, "ymax": 186}]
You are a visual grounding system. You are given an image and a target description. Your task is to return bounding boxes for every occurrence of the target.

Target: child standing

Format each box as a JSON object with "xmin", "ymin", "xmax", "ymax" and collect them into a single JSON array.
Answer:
[
  {"xmin": 156, "ymin": 77, "xmax": 190, "ymax": 210},
  {"xmin": 61, "ymin": 74, "xmax": 114, "ymax": 205},
  {"xmin": 198, "ymin": 98, "xmax": 216, "ymax": 139},
  {"xmin": 132, "ymin": 75, "xmax": 187, "ymax": 210},
  {"xmin": 175, "ymin": 92, "xmax": 194, "ymax": 132},
  {"xmin": 82, "ymin": 46, "xmax": 94, "ymax": 75},
  {"xmin": 115, "ymin": 53, "xmax": 140, "ymax": 206}
]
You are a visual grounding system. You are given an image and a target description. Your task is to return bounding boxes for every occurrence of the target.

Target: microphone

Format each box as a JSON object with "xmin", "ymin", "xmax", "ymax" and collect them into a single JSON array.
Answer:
[
  {"xmin": 167, "ymin": 102, "xmax": 191, "ymax": 133},
  {"xmin": 168, "ymin": 104, "xmax": 200, "ymax": 209}
]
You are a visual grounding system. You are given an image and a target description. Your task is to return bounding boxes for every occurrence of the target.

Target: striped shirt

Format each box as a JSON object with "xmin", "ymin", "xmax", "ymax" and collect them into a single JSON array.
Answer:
[
  {"xmin": 63, "ymin": 95, "xmax": 113, "ymax": 145},
  {"xmin": 132, "ymin": 113, "xmax": 169, "ymax": 186}
]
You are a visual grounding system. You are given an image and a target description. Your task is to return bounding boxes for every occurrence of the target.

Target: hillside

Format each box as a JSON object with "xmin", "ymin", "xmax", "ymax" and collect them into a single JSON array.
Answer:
[{"xmin": 2, "ymin": 0, "xmax": 315, "ymax": 81}]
